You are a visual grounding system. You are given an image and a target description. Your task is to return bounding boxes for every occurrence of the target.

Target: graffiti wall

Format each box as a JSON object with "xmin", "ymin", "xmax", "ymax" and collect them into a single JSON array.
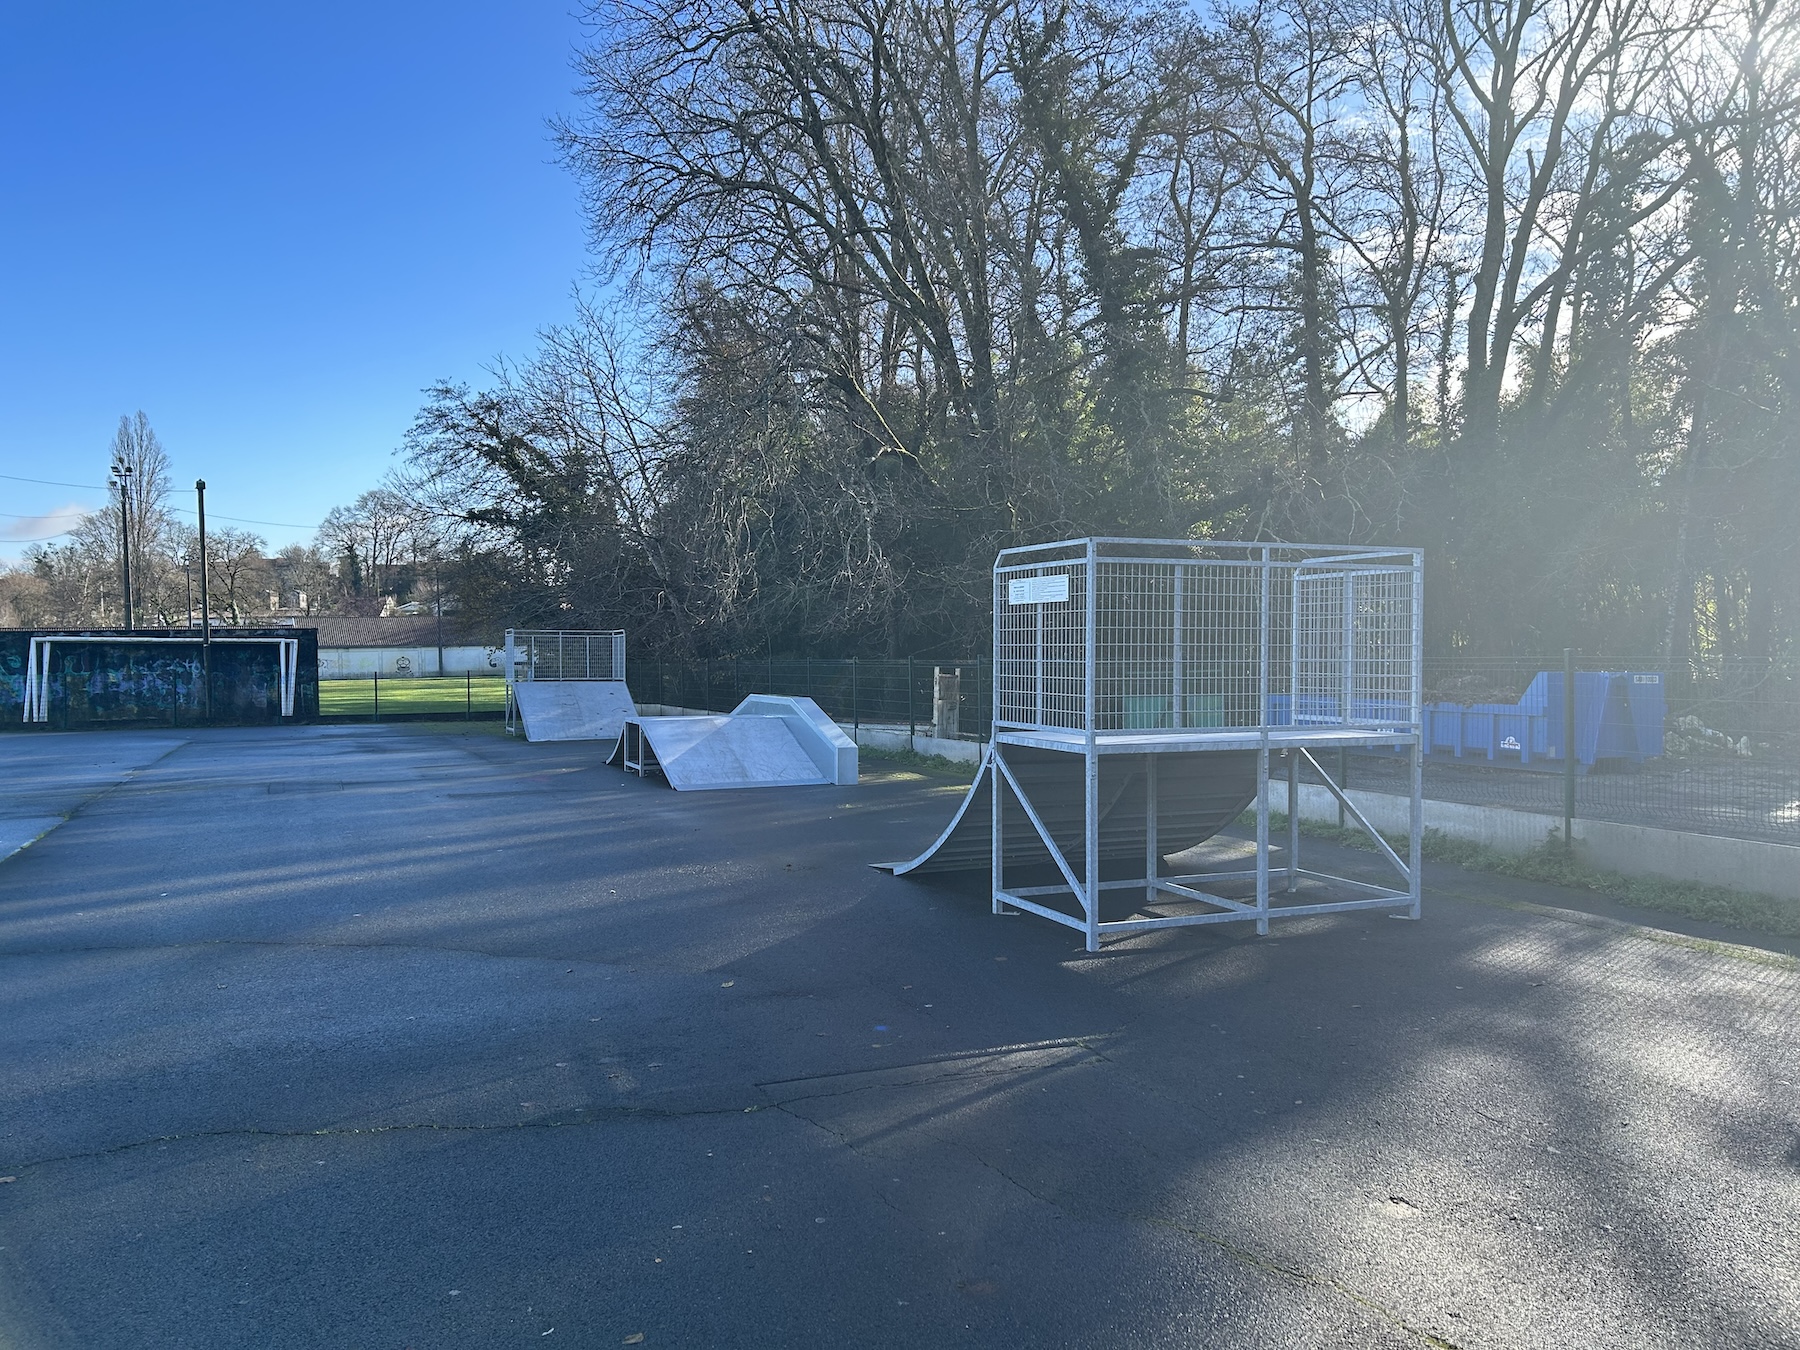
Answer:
[{"xmin": 0, "ymin": 628, "xmax": 320, "ymax": 728}]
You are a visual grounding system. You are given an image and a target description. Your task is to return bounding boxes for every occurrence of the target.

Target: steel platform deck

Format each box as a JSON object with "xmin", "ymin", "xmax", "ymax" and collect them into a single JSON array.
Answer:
[{"xmin": 995, "ymin": 726, "xmax": 1417, "ymax": 754}]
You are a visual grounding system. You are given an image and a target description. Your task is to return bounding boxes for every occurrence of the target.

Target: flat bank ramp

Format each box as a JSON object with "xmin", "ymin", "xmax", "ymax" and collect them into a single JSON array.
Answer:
[
  {"xmin": 608, "ymin": 696, "xmax": 858, "ymax": 791},
  {"xmin": 877, "ymin": 745, "xmax": 1258, "ymax": 876},
  {"xmin": 512, "ymin": 682, "xmax": 637, "ymax": 743}
]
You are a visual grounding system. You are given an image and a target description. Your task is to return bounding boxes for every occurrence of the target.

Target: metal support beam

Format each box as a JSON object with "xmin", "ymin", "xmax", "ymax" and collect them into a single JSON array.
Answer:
[
  {"xmin": 1286, "ymin": 749, "xmax": 1300, "ymax": 893},
  {"xmin": 1144, "ymin": 754, "xmax": 1159, "ymax": 910}
]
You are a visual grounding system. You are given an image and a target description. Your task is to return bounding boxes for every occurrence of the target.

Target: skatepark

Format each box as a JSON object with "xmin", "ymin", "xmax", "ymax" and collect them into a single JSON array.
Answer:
[
  {"xmin": 1, "ymin": 719, "xmax": 1797, "ymax": 1349},
  {"xmin": 3, "ymin": 542, "xmax": 1797, "ymax": 1347}
]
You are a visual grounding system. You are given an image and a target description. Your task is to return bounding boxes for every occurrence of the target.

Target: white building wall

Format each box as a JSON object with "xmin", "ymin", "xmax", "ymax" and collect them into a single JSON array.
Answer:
[{"xmin": 319, "ymin": 645, "xmax": 501, "ymax": 678}]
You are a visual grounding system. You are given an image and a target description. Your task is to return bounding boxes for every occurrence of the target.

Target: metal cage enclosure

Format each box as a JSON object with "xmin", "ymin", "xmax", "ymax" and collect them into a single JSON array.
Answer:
[{"xmin": 988, "ymin": 538, "xmax": 1425, "ymax": 950}]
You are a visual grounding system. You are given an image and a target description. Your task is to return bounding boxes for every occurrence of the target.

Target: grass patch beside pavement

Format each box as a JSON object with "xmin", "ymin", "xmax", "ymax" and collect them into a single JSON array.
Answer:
[
  {"xmin": 858, "ymin": 743, "xmax": 981, "ymax": 779},
  {"xmin": 1258, "ymin": 810, "xmax": 1799, "ymax": 938},
  {"xmin": 319, "ymin": 677, "xmax": 507, "ymax": 716}
]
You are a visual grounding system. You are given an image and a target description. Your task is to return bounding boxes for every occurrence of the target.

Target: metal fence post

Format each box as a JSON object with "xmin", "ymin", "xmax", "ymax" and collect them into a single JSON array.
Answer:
[
  {"xmin": 852, "ymin": 658, "xmax": 860, "ymax": 732},
  {"xmin": 1563, "ymin": 648, "xmax": 1577, "ymax": 850},
  {"xmin": 465, "ymin": 670, "xmax": 471, "ymax": 720},
  {"xmin": 372, "ymin": 670, "xmax": 379, "ymax": 721}
]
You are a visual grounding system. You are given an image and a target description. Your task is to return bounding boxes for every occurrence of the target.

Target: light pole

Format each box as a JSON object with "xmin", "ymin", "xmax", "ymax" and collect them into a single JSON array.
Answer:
[
  {"xmin": 197, "ymin": 480, "xmax": 212, "ymax": 720},
  {"xmin": 433, "ymin": 554, "xmax": 444, "ymax": 677},
  {"xmin": 110, "ymin": 461, "xmax": 134, "ymax": 631}
]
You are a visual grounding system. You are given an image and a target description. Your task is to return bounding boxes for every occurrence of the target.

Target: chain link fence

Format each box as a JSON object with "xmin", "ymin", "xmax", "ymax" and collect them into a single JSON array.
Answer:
[
  {"xmin": 630, "ymin": 656, "xmax": 994, "ymax": 742},
  {"xmin": 1361, "ymin": 657, "xmax": 1798, "ymax": 846},
  {"xmin": 307, "ymin": 652, "xmax": 1795, "ymax": 846},
  {"xmin": 633, "ymin": 654, "xmax": 1798, "ymax": 846}
]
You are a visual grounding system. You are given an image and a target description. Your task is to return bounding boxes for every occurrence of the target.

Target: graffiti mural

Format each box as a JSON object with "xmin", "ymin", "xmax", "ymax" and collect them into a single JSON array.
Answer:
[{"xmin": 0, "ymin": 628, "xmax": 320, "ymax": 728}]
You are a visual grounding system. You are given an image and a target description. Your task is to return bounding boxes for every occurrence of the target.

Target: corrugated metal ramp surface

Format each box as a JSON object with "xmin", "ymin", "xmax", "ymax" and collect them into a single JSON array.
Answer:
[
  {"xmin": 607, "ymin": 698, "xmax": 857, "ymax": 790},
  {"xmin": 878, "ymin": 745, "xmax": 1258, "ymax": 875},
  {"xmin": 621, "ymin": 716, "xmax": 828, "ymax": 790},
  {"xmin": 511, "ymin": 682, "xmax": 637, "ymax": 743}
]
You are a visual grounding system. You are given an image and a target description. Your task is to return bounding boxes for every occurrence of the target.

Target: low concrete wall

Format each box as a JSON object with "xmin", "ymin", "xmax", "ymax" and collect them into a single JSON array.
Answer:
[
  {"xmin": 852, "ymin": 726, "xmax": 984, "ymax": 765},
  {"xmin": 1289, "ymin": 782, "xmax": 1800, "ymax": 902}
]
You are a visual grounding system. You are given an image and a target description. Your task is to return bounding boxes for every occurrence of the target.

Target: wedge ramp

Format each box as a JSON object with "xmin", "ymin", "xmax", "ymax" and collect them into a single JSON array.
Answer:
[{"xmin": 608, "ymin": 696, "xmax": 857, "ymax": 791}]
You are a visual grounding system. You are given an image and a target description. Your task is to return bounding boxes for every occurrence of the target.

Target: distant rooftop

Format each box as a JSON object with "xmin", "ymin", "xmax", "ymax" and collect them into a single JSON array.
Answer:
[{"xmin": 306, "ymin": 615, "xmax": 494, "ymax": 648}]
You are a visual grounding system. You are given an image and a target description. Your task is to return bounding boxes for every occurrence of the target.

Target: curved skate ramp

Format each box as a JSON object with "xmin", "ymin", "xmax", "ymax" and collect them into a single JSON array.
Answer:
[
  {"xmin": 511, "ymin": 682, "xmax": 637, "ymax": 743},
  {"xmin": 607, "ymin": 696, "xmax": 857, "ymax": 791},
  {"xmin": 877, "ymin": 745, "xmax": 1258, "ymax": 876}
]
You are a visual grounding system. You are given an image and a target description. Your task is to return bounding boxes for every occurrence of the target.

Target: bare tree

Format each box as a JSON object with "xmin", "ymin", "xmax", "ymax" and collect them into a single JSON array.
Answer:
[
  {"xmin": 351, "ymin": 0, "xmax": 1799, "ymax": 665},
  {"xmin": 318, "ymin": 489, "xmax": 421, "ymax": 610},
  {"xmin": 202, "ymin": 527, "xmax": 270, "ymax": 625},
  {"xmin": 1428, "ymin": 0, "xmax": 1686, "ymax": 446},
  {"xmin": 70, "ymin": 412, "xmax": 184, "ymax": 624}
]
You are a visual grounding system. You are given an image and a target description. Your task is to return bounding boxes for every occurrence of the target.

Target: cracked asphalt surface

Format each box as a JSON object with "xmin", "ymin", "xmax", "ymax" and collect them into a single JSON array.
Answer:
[{"xmin": 1, "ymin": 723, "xmax": 1796, "ymax": 1348}]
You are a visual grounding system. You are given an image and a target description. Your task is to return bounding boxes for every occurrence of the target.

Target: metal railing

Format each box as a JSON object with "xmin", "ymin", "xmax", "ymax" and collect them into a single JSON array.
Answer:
[
  {"xmin": 503, "ymin": 629, "xmax": 627, "ymax": 684},
  {"xmin": 315, "ymin": 671, "xmax": 508, "ymax": 720}
]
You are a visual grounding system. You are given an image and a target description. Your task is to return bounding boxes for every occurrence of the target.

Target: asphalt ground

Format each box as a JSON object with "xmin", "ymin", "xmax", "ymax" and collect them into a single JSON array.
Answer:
[{"xmin": 0, "ymin": 724, "xmax": 1795, "ymax": 1349}]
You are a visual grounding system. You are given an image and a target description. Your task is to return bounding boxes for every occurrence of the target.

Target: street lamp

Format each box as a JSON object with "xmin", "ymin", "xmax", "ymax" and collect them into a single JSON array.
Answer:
[
  {"xmin": 196, "ymin": 480, "xmax": 211, "ymax": 719},
  {"xmin": 109, "ymin": 461, "xmax": 134, "ymax": 632}
]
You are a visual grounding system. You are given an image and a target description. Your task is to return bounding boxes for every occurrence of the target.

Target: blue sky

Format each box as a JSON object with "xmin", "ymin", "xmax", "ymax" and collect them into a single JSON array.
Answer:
[{"xmin": 0, "ymin": 2, "xmax": 595, "ymax": 561}]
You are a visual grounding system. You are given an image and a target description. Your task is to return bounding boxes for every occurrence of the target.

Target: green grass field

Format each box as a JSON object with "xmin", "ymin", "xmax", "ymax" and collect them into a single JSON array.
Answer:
[{"xmin": 319, "ymin": 676, "xmax": 508, "ymax": 716}]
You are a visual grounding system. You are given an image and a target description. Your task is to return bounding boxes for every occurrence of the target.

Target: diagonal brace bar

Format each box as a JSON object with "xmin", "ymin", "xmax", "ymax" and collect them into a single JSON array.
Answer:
[
  {"xmin": 991, "ymin": 751, "xmax": 1089, "ymax": 908},
  {"xmin": 1299, "ymin": 748, "xmax": 1411, "ymax": 880}
]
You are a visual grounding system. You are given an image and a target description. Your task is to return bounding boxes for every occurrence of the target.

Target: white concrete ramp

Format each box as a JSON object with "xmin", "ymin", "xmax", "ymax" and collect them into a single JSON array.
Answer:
[
  {"xmin": 609, "ymin": 696, "xmax": 857, "ymax": 791},
  {"xmin": 877, "ymin": 745, "xmax": 1258, "ymax": 875},
  {"xmin": 511, "ymin": 682, "xmax": 637, "ymax": 743}
]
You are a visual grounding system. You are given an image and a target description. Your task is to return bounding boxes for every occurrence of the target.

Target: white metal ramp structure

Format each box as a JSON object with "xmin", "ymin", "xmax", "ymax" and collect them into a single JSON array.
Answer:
[
  {"xmin": 608, "ymin": 695, "xmax": 858, "ymax": 791},
  {"xmin": 503, "ymin": 629, "xmax": 637, "ymax": 742},
  {"xmin": 877, "ymin": 538, "xmax": 1425, "ymax": 951}
]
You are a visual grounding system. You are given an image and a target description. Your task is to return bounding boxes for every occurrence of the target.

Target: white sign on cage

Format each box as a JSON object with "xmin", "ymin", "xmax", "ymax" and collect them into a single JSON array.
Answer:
[{"xmin": 1007, "ymin": 575, "xmax": 1070, "ymax": 605}]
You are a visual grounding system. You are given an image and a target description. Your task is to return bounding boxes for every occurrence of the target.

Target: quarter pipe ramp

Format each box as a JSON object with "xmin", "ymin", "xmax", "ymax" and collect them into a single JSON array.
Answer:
[{"xmin": 877, "ymin": 744, "xmax": 1258, "ymax": 876}]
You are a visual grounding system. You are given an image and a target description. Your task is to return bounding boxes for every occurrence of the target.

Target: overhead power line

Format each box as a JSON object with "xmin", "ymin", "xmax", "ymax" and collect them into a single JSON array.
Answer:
[
  {"xmin": 1, "ymin": 477, "xmax": 320, "ymax": 530},
  {"xmin": 0, "ymin": 471, "xmax": 109, "ymax": 490}
]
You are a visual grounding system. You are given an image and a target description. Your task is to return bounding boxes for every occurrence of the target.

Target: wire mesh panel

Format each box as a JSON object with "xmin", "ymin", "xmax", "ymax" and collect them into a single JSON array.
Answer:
[
  {"xmin": 994, "ymin": 556, "xmax": 1089, "ymax": 730},
  {"xmin": 1291, "ymin": 565, "xmax": 1418, "ymax": 727},
  {"xmin": 993, "ymin": 540, "xmax": 1421, "ymax": 738},
  {"xmin": 504, "ymin": 630, "xmax": 627, "ymax": 683}
]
